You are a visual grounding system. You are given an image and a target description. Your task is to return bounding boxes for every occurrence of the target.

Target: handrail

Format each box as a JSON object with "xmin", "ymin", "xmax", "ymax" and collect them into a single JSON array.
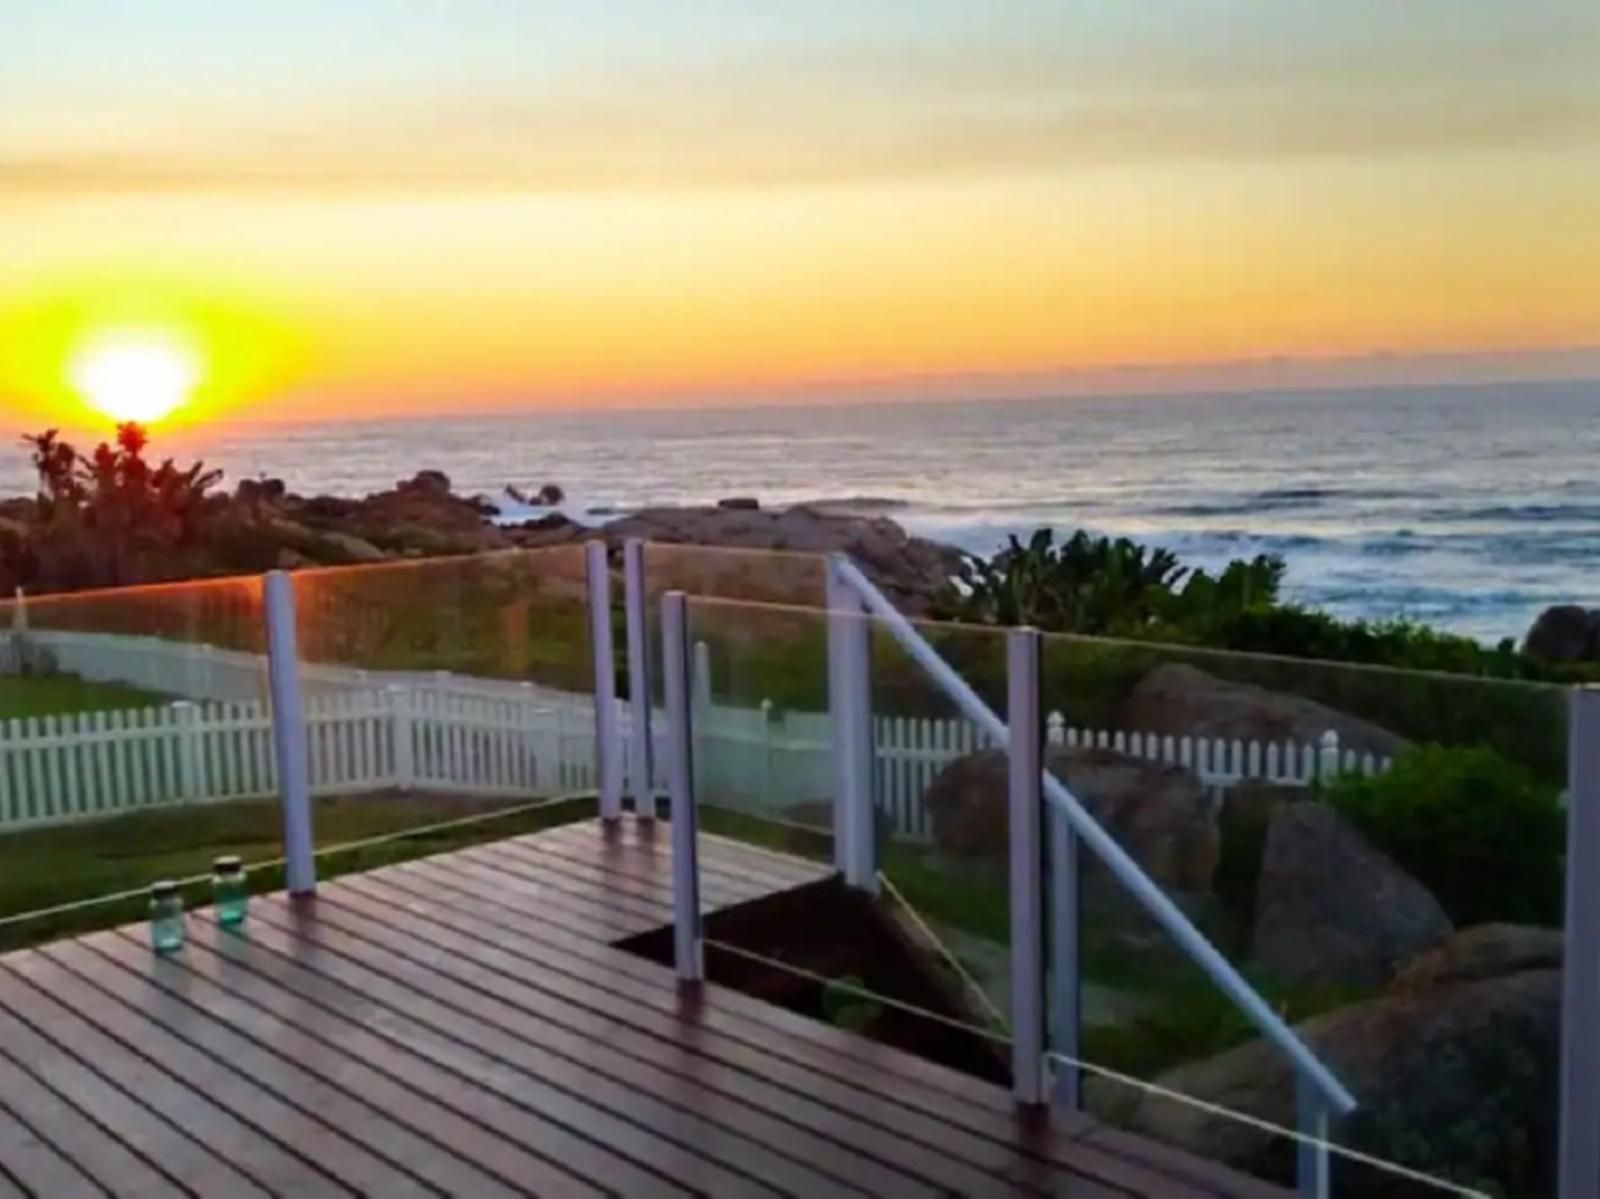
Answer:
[{"xmin": 830, "ymin": 554, "xmax": 1357, "ymax": 1116}]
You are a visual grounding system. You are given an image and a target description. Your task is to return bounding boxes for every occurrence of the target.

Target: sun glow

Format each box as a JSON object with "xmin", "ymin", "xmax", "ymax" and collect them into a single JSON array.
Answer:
[{"xmin": 69, "ymin": 332, "xmax": 200, "ymax": 425}]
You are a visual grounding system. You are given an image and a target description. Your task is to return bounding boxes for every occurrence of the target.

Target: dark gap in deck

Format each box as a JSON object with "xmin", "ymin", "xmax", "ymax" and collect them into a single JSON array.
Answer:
[{"xmin": 618, "ymin": 874, "xmax": 1012, "ymax": 1085}]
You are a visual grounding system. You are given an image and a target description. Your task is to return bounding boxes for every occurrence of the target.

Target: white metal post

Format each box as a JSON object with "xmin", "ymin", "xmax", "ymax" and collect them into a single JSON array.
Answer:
[
  {"xmin": 1007, "ymin": 627, "xmax": 1046, "ymax": 1105},
  {"xmin": 827, "ymin": 555, "xmax": 876, "ymax": 890},
  {"xmin": 662, "ymin": 591, "xmax": 703, "ymax": 982},
  {"xmin": 623, "ymin": 538, "xmax": 655, "ymax": 818},
  {"xmin": 1049, "ymin": 803, "xmax": 1081, "ymax": 1110},
  {"xmin": 1560, "ymin": 687, "xmax": 1600, "ymax": 1199},
  {"xmin": 1296, "ymin": 1071, "xmax": 1331, "ymax": 1199},
  {"xmin": 263, "ymin": 571, "xmax": 315, "ymax": 896},
  {"xmin": 586, "ymin": 540, "xmax": 623, "ymax": 821}
]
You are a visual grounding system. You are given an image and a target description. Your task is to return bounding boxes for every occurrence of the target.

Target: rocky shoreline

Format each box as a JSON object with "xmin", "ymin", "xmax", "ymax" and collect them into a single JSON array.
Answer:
[{"xmin": 0, "ymin": 468, "xmax": 964, "ymax": 610}]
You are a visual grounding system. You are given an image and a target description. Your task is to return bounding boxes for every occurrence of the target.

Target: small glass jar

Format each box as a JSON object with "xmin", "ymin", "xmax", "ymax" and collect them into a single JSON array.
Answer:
[
  {"xmin": 212, "ymin": 856, "xmax": 248, "ymax": 927},
  {"xmin": 148, "ymin": 881, "xmax": 185, "ymax": 953}
]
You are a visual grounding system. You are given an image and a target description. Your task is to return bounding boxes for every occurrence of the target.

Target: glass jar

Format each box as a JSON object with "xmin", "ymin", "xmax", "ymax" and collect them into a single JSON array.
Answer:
[
  {"xmin": 148, "ymin": 881, "xmax": 185, "ymax": 953},
  {"xmin": 212, "ymin": 856, "xmax": 248, "ymax": 927}
]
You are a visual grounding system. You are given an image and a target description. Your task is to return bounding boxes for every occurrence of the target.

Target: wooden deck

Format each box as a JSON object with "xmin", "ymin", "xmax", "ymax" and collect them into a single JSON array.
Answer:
[{"xmin": 0, "ymin": 817, "xmax": 1285, "ymax": 1197}]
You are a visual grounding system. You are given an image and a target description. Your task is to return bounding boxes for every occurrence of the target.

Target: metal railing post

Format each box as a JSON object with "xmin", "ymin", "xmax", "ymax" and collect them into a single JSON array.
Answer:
[
  {"xmin": 826, "ymin": 554, "xmax": 876, "ymax": 891},
  {"xmin": 263, "ymin": 570, "xmax": 315, "ymax": 896},
  {"xmin": 623, "ymin": 538, "xmax": 654, "ymax": 818},
  {"xmin": 1049, "ymin": 802, "xmax": 1081, "ymax": 1110},
  {"xmin": 662, "ymin": 591, "xmax": 703, "ymax": 982},
  {"xmin": 586, "ymin": 539, "xmax": 623, "ymax": 821},
  {"xmin": 1007, "ymin": 627, "xmax": 1046, "ymax": 1105},
  {"xmin": 1561, "ymin": 687, "xmax": 1600, "ymax": 1199},
  {"xmin": 1296, "ymin": 1071, "xmax": 1331, "ymax": 1198}
]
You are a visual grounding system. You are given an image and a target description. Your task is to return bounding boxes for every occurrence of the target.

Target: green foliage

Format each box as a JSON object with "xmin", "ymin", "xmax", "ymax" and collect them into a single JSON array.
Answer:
[
  {"xmin": 21, "ymin": 424, "xmax": 224, "ymax": 591},
  {"xmin": 820, "ymin": 974, "xmax": 881, "ymax": 1031},
  {"xmin": 1325, "ymin": 746, "xmax": 1566, "ymax": 926},
  {"xmin": 936, "ymin": 525, "xmax": 1567, "ymax": 684}
]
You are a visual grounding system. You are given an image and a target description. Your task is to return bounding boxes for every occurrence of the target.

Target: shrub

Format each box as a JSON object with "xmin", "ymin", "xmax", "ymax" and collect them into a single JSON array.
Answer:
[{"xmin": 1324, "ymin": 746, "xmax": 1565, "ymax": 926}]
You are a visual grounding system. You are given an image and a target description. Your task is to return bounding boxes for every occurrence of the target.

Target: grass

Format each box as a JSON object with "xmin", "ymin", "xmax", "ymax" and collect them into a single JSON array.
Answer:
[
  {"xmin": 0, "ymin": 790, "xmax": 595, "ymax": 953},
  {"xmin": 0, "ymin": 672, "xmax": 169, "ymax": 719}
]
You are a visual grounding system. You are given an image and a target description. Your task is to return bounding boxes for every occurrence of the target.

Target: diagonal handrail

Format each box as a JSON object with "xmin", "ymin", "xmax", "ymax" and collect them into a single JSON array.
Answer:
[{"xmin": 830, "ymin": 554, "xmax": 1357, "ymax": 1117}]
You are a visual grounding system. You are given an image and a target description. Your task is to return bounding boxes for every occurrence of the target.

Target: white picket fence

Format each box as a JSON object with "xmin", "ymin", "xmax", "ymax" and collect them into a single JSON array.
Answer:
[
  {"xmin": 0, "ymin": 629, "xmax": 1391, "ymax": 834},
  {"xmin": 0, "ymin": 688, "xmax": 602, "ymax": 830},
  {"xmin": 690, "ymin": 705, "xmax": 1391, "ymax": 843}
]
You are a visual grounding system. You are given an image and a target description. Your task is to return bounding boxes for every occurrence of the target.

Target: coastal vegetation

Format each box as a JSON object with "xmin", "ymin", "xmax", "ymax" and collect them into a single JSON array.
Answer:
[{"xmin": 932, "ymin": 527, "xmax": 1555, "ymax": 681}]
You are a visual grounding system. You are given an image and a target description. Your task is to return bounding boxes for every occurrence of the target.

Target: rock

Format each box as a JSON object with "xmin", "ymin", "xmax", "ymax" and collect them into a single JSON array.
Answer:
[
  {"xmin": 234, "ymin": 477, "xmax": 286, "ymax": 506},
  {"xmin": 924, "ymin": 745, "xmax": 1219, "ymax": 893},
  {"xmin": 308, "ymin": 530, "xmax": 389, "ymax": 565},
  {"xmin": 275, "ymin": 547, "xmax": 312, "ymax": 571},
  {"xmin": 1117, "ymin": 663, "xmax": 1407, "ymax": 761},
  {"xmin": 400, "ymin": 469, "xmax": 452, "ymax": 498},
  {"xmin": 717, "ymin": 497, "xmax": 760, "ymax": 510},
  {"xmin": 1253, "ymin": 803, "xmax": 1451, "ymax": 988},
  {"xmin": 294, "ymin": 495, "xmax": 360, "ymax": 523},
  {"xmin": 601, "ymin": 505, "xmax": 963, "ymax": 612},
  {"xmin": 1391, "ymin": 923, "xmax": 1562, "ymax": 993},
  {"xmin": 1523, "ymin": 604, "xmax": 1600, "ymax": 664},
  {"xmin": 537, "ymin": 483, "xmax": 565, "ymax": 506},
  {"xmin": 1100, "ymin": 968, "xmax": 1560, "ymax": 1194}
]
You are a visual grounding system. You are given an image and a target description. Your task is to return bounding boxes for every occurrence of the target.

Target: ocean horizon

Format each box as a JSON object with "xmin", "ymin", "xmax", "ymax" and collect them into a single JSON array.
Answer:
[{"xmin": 8, "ymin": 377, "xmax": 1598, "ymax": 645}]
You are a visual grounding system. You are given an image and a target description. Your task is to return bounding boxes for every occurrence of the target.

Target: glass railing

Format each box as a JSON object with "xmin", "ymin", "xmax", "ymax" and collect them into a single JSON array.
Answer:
[
  {"xmin": 0, "ymin": 576, "xmax": 277, "ymax": 949},
  {"xmin": 0, "ymin": 546, "xmax": 601, "ymax": 953},
  {"xmin": 656, "ymin": 547, "xmax": 1567, "ymax": 1196},
  {"xmin": 288, "ymin": 545, "xmax": 598, "ymax": 853},
  {"xmin": 870, "ymin": 613, "xmax": 1011, "ymax": 1036},
  {"xmin": 684, "ymin": 595, "xmax": 835, "ymax": 854},
  {"xmin": 676, "ymin": 592, "xmax": 1013, "ymax": 1088},
  {"xmin": 1035, "ymin": 633, "xmax": 1567, "ymax": 1197}
]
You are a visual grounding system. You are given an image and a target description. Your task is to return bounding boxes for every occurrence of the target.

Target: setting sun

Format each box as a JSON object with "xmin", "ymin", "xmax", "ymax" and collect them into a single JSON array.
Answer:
[{"xmin": 68, "ymin": 333, "xmax": 200, "ymax": 425}]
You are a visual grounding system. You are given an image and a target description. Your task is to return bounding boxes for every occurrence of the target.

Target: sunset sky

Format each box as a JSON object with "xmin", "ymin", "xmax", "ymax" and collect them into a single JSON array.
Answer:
[{"xmin": 1, "ymin": 1, "xmax": 1597, "ymax": 425}]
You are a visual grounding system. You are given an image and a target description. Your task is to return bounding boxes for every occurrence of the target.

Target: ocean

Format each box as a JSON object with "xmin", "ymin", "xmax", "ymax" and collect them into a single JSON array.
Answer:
[{"xmin": 10, "ymin": 379, "xmax": 1599, "ymax": 644}]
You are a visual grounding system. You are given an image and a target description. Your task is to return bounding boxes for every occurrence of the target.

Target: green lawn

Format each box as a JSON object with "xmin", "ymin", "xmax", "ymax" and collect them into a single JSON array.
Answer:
[
  {"xmin": 0, "ymin": 673, "xmax": 168, "ymax": 719},
  {"xmin": 0, "ymin": 790, "xmax": 595, "ymax": 952}
]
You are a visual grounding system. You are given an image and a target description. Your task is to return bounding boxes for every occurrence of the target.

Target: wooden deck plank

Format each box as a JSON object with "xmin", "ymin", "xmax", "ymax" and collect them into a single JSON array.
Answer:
[
  {"xmin": 0, "ymin": 815, "xmax": 1285, "ymax": 1199},
  {"xmin": 530, "ymin": 821, "xmax": 1291, "ymax": 1199},
  {"xmin": 260, "ymin": 890, "xmax": 1002, "ymax": 1199},
  {"xmin": 0, "ymin": 956, "xmax": 345, "ymax": 1197},
  {"xmin": 382, "ymin": 846, "xmax": 1229, "ymax": 1197},
  {"xmin": 173, "ymin": 918, "xmax": 720, "ymax": 1199},
  {"xmin": 0, "ymin": 1102, "xmax": 99, "ymax": 1198},
  {"xmin": 40, "ymin": 939, "xmax": 447, "ymax": 1199},
  {"xmin": 301, "ymin": 884, "xmax": 1131, "ymax": 1199},
  {"xmin": 237, "ymin": 897, "xmax": 922, "ymax": 1199},
  {"xmin": 0, "ymin": 1004, "xmax": 268, "ymax": 1197},
  {"xmin": 0, "ymin": 1048, "xmax": 181, "ymax": 1199},
  {"xmin": 9, "ymin": 950, "xmax": 416, "ymax": 1197},
  {"xmin": 135, "ymin": 921, "xmax": 633, "ymax": 1199},
  {"xmin": 79, "ymin": 932, "xmax": 528, "ymax": 1199}
]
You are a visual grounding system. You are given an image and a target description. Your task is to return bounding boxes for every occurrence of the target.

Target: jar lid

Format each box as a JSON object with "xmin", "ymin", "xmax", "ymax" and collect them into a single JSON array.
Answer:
[
  {"xmin": 150, "ymin": 880, "xmax": 179, "ymax": 898},
  {"xmin": 213, "ymin": 855, "xmax": 243, "ymax": 873}
]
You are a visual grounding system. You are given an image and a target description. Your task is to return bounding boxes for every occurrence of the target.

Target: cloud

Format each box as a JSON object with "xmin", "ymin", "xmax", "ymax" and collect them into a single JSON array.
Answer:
[{"xmin": 3, "ymin": 20, "xmax": 1597, "ymax": 198}]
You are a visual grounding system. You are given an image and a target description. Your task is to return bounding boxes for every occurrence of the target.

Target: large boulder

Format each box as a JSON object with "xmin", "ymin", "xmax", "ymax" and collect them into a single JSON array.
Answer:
[
  {"xmin": 924, "ymin": 745, "xmax": 1219, "ymax": 894},
  {"xmin": 1391, "ymin": 923, "xmax": 1562, "ymax": 993},
  {"xmin": 1097, "ymin": 967, "xmax": 1560, "ymax": 1194},
  {"xmin": 1523, "ymin": 604, "xmax": 1600, "ymax": 664},
  {"xmin": 1253, "ymin": 803, "xmax": 1450, "ymax": 988},
  {"xmin": 307, "ymin": 529, "xmax": 390, "ymax": 565},
  {"xmin": 600, "ymin": 505, "xmax": 962, "ymax": 612},
  {"xmin": 1117, "ymin": 663, "xmax": 1407, "ymax": 760}
]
